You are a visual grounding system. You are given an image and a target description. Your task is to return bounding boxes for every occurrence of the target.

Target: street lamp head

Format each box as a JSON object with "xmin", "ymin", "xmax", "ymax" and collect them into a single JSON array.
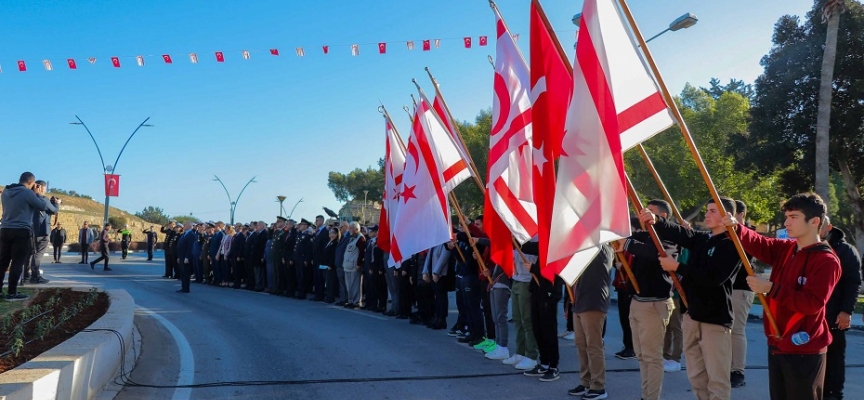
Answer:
[
  {"xmin": 669, "ymin": 13, "xmax": 698, "ymax": 31},
  {"xmin": 105, "ymin": 165, "xmax": 114, "ymax": 173},
  {"xmin": 571, "ymin": 13, "xmax": 582, "ymax": 27},
  {"xmin": 277, "ymin": 195, "xmax": 287, "ymax": 202}
]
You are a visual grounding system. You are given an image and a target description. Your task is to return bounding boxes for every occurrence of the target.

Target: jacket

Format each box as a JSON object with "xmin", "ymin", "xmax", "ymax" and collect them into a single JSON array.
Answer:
[
  {"xmin": 520, "ymin": 241, "xmax": 564, "ymax": 302},
  {"xmin": 824, "ymin": 228, "xmax": 862, "ymax": 328},
  {"xmin": 293, "ymin": 230, "xmax": 315, "ymax": 264},
  {"xmin": 0, "ymin": 184, "xmax": 57, "ymax": 231},
  {"xmin": 334, "ymin": 231, "xmax": 351, "ymax": 270},
  {"xmin": 176, "ymin": 230, "xmax": 196, "ymax": 263},
  {"xmin": 422, "ymin": 244, "xmax": 452, "ymax": 276},
  {"xmin": 209, "ymin": 231, "xmax": 224, "ymax": 258},
  {"xmin": 342, "ymin": 233, "xmax": 366, "ymax": 272},
  {"xmin": 252, "ymin": 230, "xmax": 269, "ymax": 264},
  {"xmin": 736, "ymin": 225, "xmax": 841, "ymax": 355},
  {"xmin": 312, "ymin": 226, "xmax": 331, "ymax": 266},
  {"xmin": 50, "ymin": 227, "xmax": 67, "ymax": 245},
  {"xmin": 652, "ymin": 217, "xmax": 742, "ymax": 328},
  {"xmin": 323, "ymin": 239, "xmax": 338, "ymax": 268},
  {"xmin": 229, "ymin": 232, "xmax": 246, "ymax": 260},
  {"xmin": 79, "ymin": 227, "xmax": 95, "ymax": 245},
  {"xmin": 623, "ymin": 231, "xmax": 675, "ymax": 301},
  {"xmin": 572, "ymin": 244, "xmax": 613, "ymax": 314},
  {"xmin": 32, "ymin": 195, "xmax": 54, "ymax": 237}
]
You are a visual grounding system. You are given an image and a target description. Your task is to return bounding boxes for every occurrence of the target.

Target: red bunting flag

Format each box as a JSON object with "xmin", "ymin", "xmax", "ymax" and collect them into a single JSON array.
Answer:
[
  {"xmin": 67, "ymin": 59, "xmax": 77, "ymax": 69},
  {"xmin": 422, "ymin": 40, "xmax": 430, "ymax": 51},
  {"xmin": 18, "ymin": 60, "xmax": 26, "ymax": 71},
  {"xmin": 378, "ymin": 42, "xmax": 387, "ymax": 54},
  {"xmin": 270, "ymin": 49, "xmax": 279, "ymax": 56},
  {"xmin": 479, "ymin": 36, "xmax": 488, "ymax": 46},
  {"xmin": 111, "ymin": 57, "xmax": 121, "ymax": 68},
  {"xmin": 162, "ymin": 54, "xmax": 173, "ymax": 63},
  {"xmin": 322, "ymin": 46, "xmax": 329, "ymax": 54},
  {"xmin": 464, "ymin": 37, "xmax": 472, "ymax": 48},
  {"xmin": 215, "ymin": 51, "xmax": 225, "ymax": 62}
]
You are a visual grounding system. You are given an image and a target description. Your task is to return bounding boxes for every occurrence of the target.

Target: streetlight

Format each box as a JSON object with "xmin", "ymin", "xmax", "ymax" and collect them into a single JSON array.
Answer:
[
  {"xmin": 213, "ymin": 175, "xmax": 257, "ymax": 225},
  {"xmin": 70, "ymin": 115, "xmax": 153, "ymax": 226},
  {"xmin": 362, "ymin": 190, "xmax": 369, "ymax": 224},
  {"xmin": 276, "ymin": 196, "xmax": 287, "ymax": 217},
  {"xmin": 646, "ymin": 13, "xmax": 699, "ymax": 43},
  {"xmin": 287, "ymin": 198, "xmax": 303, "ymax": 219}
]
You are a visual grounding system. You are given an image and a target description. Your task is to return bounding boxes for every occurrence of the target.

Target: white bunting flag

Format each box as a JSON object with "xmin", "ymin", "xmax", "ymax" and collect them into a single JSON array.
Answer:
[
  {"xmin": 351, "ymin": 44, "xmax": 360, "ymax": 56},
  {"xmin": 189, "ymin": 53, "xmax": 198, "ymax": 63},
  {"xmin": 406, "ymin": 41, "xmax": 415, "ymax": 50},
  {"xmin": 87, "ymin": 58, "xmax": 96, "ymax": 64},
  {"xmin": 136, "ymin": 55, "xmax": 145, "ymax": 66},
  {"xmin": 296, "ymin": 47, "xmax": 305, "ymax": 57},
  {"xmin": 242, "ymin": 50, "xmax": 250, "ymax": 59},
  {"xmin": 434, "ymin": 39, "xmax": 441, "ymax": 48},
  {"xmin": 42, "ymin": 60, "xmax": 53, "ymax": 71}
]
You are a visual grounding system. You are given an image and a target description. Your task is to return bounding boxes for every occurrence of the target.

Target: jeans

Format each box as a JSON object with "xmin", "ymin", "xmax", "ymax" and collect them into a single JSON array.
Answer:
[
  {"xmin": 0, "ymin": 228, "xmax": 33, "ymax": 295},
  {"xmin": 27, "ymin": 236, "xmax": 49, "ymax": 280}
]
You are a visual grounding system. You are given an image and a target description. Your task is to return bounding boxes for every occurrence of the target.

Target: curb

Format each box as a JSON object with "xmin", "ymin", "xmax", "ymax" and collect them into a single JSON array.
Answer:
[{"xmin": 0, "ymin": 289, "xmax": 135, "ymax": 400}]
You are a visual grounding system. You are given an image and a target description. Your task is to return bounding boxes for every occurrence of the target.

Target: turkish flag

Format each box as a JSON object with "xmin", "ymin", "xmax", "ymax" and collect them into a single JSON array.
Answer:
[
  {"xmin": 378, "ymin": 42, "xmax": 386, "ymax": 54},
  {"xmin": 111, "ymin": 57, "xmax": 121, "ymax": 68},
  {"xmin": 270, "ymin": 49, "xmax": 279, "ymax": 56},
  {"xmin": 105, "ymin": 174, "xmax": 120, "ymax": 197},
  {"xmin": 17, "ymin": 61, "xmax": 26, "ymax": 71},
  {"xmin": 215, "ymin": 51, "xmax": 224, "ymax": 62},
  {"xmin": 322, "ymin": 46, "xmax": 329, "ymax": 54},
  {"xmin": 464, "ymin": 37, "xmax": 472, "ymax": 48},
  {"xmin": 162, "ymin": 54, "xmax": 173, "ymax": 63},
  {"xmin": 422, "ymin": 40, "xmax": 431, "ymax": 51},
  {"xmin": 479, "ymin": 36, "xmax": 488, "ymax": 46},
  {"xmin": 67, "ymin": 59, "xmax": 77, "ymax": 69}
]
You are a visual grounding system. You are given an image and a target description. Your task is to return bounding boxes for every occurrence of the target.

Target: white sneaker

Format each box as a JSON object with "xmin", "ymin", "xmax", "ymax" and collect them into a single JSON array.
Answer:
[
  {"xmin": 557, "ymin": 330, "xmax": 572, "ymax": 338},
  {"xmin": 563, "ymin": 332, "xmax": 575, "ymax": 340},
  {"xmin": 663, "ymin": 359, "xmax": 681, "ymax": 372},
  {"xmin": 514, "ymin": 357, "xmax": 538, "ymax": 370},
  {"xmin": 486, "ymin": 346, "xmax": 510, "ymax": 360},
  {"xmin": 503, "ymin": 354, "xmax": 524, "ymax": 365}
]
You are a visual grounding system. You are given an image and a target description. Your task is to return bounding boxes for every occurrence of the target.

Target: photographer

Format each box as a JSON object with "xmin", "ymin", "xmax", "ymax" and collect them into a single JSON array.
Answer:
[
  {"xmin": 23, "ymin": 180, "xmax": 56, "ymax": 284},
  {"xmin": 0, "ymin": 172, "xmax": 58, "ymax": 301}
]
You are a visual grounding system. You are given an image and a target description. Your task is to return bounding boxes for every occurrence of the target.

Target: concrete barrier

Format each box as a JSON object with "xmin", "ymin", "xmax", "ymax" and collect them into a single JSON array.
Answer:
[{"xmin": 0, "ymin": 289, "xmax": 135, "ymax": 400}]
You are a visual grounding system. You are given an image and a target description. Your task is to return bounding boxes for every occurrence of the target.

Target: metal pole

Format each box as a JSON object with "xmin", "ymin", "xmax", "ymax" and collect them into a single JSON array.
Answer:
[{"xmin": 288, "ymin": 198, "xmax": 303, "ymax": 219}]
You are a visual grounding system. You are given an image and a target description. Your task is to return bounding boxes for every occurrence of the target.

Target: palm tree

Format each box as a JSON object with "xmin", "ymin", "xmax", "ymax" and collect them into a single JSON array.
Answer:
[{"xmin": 815, "ymin": 0, "xmax": 846, "ymax": 209}]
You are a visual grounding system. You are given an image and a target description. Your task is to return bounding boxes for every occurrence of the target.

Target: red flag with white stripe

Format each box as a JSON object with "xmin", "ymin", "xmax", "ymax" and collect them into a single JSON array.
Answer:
[
  {"xmin": 378, "ymin": 114, "xmax": 407, "ymax": 258},
  {"xmin": 389, "ymin": 97, "xmax": 470, "ymax": 265},
  {"xmin": 484, "ymin": 4, "xmax": 537, "ymax": 277}
]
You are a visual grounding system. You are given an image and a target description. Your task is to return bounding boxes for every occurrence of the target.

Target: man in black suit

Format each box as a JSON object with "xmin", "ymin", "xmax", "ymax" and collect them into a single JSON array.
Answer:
[
  {"xmin": 312, "ymin": 215, "xmax": 330, "ymax": 301},
  {"xmin": 252, "ymin": 221, "xmax": 269, "ymax": 292},
  {"xmin": 50, "ymin": 223, "xmax": 67, "ymax": 263},
  {"xmin": 243, "ymin": 223, "xmax": 258, "ymax": 290},
  {"xmin": 230, "ymin": 224, "xmax": 248, "ymax": 289},
  {"xmin": 143, "ymin": 226, "xmax": 157, "ymax": 261},
  {"xmin": 175, "ymin": 222, "xmax": 195, "ymax": 293}
]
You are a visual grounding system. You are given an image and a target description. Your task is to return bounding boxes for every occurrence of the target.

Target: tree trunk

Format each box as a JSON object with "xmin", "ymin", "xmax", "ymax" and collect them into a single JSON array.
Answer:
[
  {"xmin": 837, "ymin": 158, "xmax": 864, "ymax": 255},
  {"xmin": 815, "ymin": 7, "xmax": 841, "ymax": 210}
]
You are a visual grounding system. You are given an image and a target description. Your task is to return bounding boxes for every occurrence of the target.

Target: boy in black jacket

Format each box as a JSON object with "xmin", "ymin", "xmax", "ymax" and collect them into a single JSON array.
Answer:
[{"xmin": 520, "ymin": 241, "xmax": 565, "ymax": 383}]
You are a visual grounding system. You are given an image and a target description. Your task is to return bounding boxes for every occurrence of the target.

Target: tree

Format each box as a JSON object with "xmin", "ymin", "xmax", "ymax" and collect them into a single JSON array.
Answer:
[
  {"xmin": 135, "ymin": 206, "xmax": 170, "ymax": 225},
  {"xmin": 450, "ymin": 109, "xmax": 492, "ymax": 216},
  {"xmin": 326, "ymin": 161, "xmax": 384, "ymax": 203},
  {"xmin": 740, "ymin": 0, "xmax": 864, "ymax": 249},
  {"xmin": 107, "ymin": 216, "xmax": 128, "ymax": 230},
  {"xmin": 172, "ymin": 215, "xmax": 200, "ymax": 225}
]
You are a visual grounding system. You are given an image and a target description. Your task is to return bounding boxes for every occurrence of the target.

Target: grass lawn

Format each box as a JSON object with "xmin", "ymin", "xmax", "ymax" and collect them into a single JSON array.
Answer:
[{"xmin": 0, "ymin": 288, "xmax": 37, "ymax": 317}]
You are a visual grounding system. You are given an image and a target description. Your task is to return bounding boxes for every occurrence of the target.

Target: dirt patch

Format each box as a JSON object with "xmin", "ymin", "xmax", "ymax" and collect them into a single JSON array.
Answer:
[{"xmin": 0, "ymin": 288, "xmax": 109, "ymax": 374}]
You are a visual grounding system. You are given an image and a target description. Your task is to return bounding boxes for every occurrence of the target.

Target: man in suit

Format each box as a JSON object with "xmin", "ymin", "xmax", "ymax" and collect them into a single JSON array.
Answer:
[
  {"xmin": 23, "ymin": 180, "xmax": 56, "ymax": 284},
  {"xmin": 293, "ymin": 219, "xmax": 315, "ymax": 299},
  {"xmin": 230, "ymin": 224, "xmax": 249, "ymax": 289},
  {"xmin": 89, "ymin": 223, "xmax": 113, "ymax": 271},
  {"xmin": 252, "ymin": 221, "xmax": 269, "ymax": 292},
  {"xmin": 282, "ymin": 220, "xmax": 298, "ymax": 297},
  {"xmin": 243, "ymin": 223, "xmax": 258, "ymax": 290},
  {"xmin": 175, "ymin": 222, "xmax": 195, "ymax": 293},
  {"xmin": 78, "ymin": 221, "xmax": 94, "ymax": 264},
  {"xmin": 209, "ymin": 221, "xmax": 225, "ymax": 285},
  {"xmin": 312, "ymin": 215, "xmax": 330, "ymax": 301},
  {"xmin": 50, "ymin": 223, "xmax": 67, "ymax": 263},
  {"xmin": 161, "ymin": 221, "xmax": 177, "ymax": 277}
]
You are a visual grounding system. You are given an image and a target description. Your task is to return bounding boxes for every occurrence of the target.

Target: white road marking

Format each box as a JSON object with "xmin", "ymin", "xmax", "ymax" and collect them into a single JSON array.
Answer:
[{"xmin": 137, "ymin": 306, "xmax": 194, "ymax": 400}]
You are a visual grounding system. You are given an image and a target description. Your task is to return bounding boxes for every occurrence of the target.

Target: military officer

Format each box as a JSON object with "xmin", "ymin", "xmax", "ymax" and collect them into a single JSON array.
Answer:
[
  {"xmin": 269, "ymin": 216, "xmax": 288, "ymax": 295},
  {"xmin": 293, "ymin": 218, "xmax": 315, "ymax": 299}
]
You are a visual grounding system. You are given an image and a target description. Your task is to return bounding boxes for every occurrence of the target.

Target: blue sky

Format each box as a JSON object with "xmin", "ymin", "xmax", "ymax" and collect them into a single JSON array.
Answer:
[{"xmin": 0, "ymin": 0, "xmax": 813, "ymax": 223}]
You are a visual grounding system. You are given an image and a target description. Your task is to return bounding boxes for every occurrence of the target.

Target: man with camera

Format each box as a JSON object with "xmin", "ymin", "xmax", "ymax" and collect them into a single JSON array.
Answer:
[
  {"xmin": 0, "ymin": 172, "xmax": 59, "ymax": 300},
  {"xmin": 23, "ymin": 180, "xmax": 55, "ymax": 285}
]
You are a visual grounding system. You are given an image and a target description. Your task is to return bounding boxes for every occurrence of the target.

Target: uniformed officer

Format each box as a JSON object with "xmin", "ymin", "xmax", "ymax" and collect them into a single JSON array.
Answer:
[
  {"xmin": 161, "ymin": 221, "xmax": 178, "ymax": 278},
  {"xmin": 269, "ymin": 216, "xmax": 288, "ymax": 295},
  {"xmin": 282, "ymin": 219, "xmax": 298, "ymax": 297},
  {"xmin": 293, "ymin": 218, "xmax": 315, "ymax": 299},
  {"xmin": 119, "ymin": 225, "xmax": 132, "ymax": 259}
]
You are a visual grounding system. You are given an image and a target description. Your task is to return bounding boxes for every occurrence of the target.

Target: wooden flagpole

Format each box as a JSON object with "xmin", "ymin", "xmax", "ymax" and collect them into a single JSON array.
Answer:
[
  {"xmin": 611, "ymin": 240, "xmax": 641, "ymax": 294},
  {"xmin": 617, "ymin": 0, "xmax": 779, "ymax": 338},
  {"xmin": 625, "ymin": 173, "xmax": 689, "ymax": 308},
  {"xmin": 449, "ymin": 192, "xmax": 489, "ymax": 274},
  {"xmin": 637, "ymin": 144, "xmax": 685, "ymax": 223}
]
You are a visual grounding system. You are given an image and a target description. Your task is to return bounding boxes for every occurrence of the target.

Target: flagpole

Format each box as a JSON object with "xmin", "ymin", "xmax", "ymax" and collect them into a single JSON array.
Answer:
[
  {"xmin": 379, "ymin": 104, "xmax": 407, "ymax": 153},
  {"xmin": 449, "ymin": 192, "xmax": 489, "ymax": 274},
  {"xmin": 530, "ymin": 0, "xmax": 573, "ymax": 74},
  {"xmin": 611, "ymin": 240, "xmax": 641, "ymax": 294},
  {"xmin": 625, "ymin": 173, "xmax": 689, "ymax": 308},
  {"xmin": 636, "ymin": 145, "xmax": 686, "ymax": 223},
  {"xmin": 617, "ymin": 0, "xmax": 779, "ymax": 338}
]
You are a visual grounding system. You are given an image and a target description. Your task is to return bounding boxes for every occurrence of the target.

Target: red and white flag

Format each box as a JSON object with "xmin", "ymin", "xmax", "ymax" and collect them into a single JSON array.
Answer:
[
  {"xmin": 479, "ymin": 36, "xmax": 488, "ymax": 46},
  {"xmin": 111, "ymin": 57, "xmax": 121, "ymax": 68},
  {"xmin": 162, "ymin": 54, "xmax": 173, "ymax": 63},
  {"xmin": 270, "ymin": 49, "xmax": 279, "ymax": 56},
  {"xmin": 422, "ymin": 40, "xmax": 431, "ymax": 51},
  {"xmin": 189, "ymin": 53, "xmax": 198, "ymax": 63},
  {"xmin": 378, "ymin": 42, "xmax": 387, "ymax": 54},
  {"xmin": 529, "ymin": 0, "xmax": 573, "ymax": 279},
  {"xmin": 378, "ymin": 115, "xmax": 407, "ymax": 261},
  {"xmin": 322, "ymin": 46, "xmax": 329, "ymax": 54},
  {"xmin": 389, "ymin": 97, "xmax": 470, "ymax": 265},
  {"xmin": 484, "ymin": 4, "xmax": 537, "ymax": 276},
  {"xmin": 215, "ymin": 51, "xmax": 225, "ymax": 62},
  {"xmin": 406, "ymin": 41, "xmax": 415, "ymax": 50},
  {"xmin": 67, "ymin": 59, "xmax": 77, "ymax": 69},
  {"xmin": 464, "ymin": 37, "xmax": 472, "ymax": 48},
  {"xmin": 547, "ymin": 0, "xmax": 673, "ymax": 282},
  {"xmin": 17, "ymin": 61, "xmax": 26, "ymax": 72}
]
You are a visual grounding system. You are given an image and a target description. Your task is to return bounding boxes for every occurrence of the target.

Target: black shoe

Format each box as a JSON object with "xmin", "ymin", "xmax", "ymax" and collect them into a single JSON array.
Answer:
[
  {"xmin": 582, "ymin": 389, "xmax": 608, "ymax": 399},
  {"xmin": 5, "ymin": 293, "xmax": 29, "ymax": 301},
  {"xmin": 614, "ymin": 348, "xmax": 636, "ymax": 360},
  {"xmin": 523, "ymin": 365, "xmax": 549, "ymax": 377},
  {"xmin": 176, "ymin": 289, "xmax": 190, "ymax": 293},
  {"xmin": 104, "ymin": 267, "xmax": 112, "ymax": 271},
  {"xmin": 90, "ymin": 262, "xmax": 95, "ymax": 270},
  {"xmin": 731, "ymin": 371, "xmax": 746, "ymax": 388},
  {"xmin": 457, "ymin": 335, "xmax": 473, "ymax": 343},
  {"xmin": 78, "ymin": 261, "xmax": 86, "ymax": 264},
  {"xmin": 31, "ymin": 277, "xmax": 49, "ymax": 284},
  {"xmin": 336, "ymin": 301, "xmax": 347, "ymax": 306},
  {"xmin": 539, "ymin": 367, "xmax": 560, "ymax": 382},
  {"xmin": 568, "ymin": 385, "xmax": 588, "ymax": 396},
  {"xmin": 396, "ymin": 314, "xmax": 409, "ymax": 320}
]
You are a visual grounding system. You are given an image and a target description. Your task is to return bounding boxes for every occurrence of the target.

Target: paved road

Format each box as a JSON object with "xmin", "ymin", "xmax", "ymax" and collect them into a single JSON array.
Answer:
[{"xmin": 35, "ymin": 251, "xmax": 864, "ymax": 399}]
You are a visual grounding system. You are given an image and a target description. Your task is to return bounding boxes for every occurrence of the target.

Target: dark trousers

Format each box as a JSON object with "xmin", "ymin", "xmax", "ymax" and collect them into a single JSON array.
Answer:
[
  {"xmin": 286, "ymin": 261, "xmax": 297, "ymax": 296},
  {"xmin": 432, "ymin": 280, "xmax": 449, "ymax": 323},
  {"xmin": 325, "ymin": 267, "xmax": 339, "ymax": 302},
  {"xmin": 294, "ymin": 260, "xmax": 307, "ymax": 298},
  {"xmin": 768, "ymin": 350, "xmax": 826, "ymax": 400},
  {"xmin": 398, "ymin": 272, "xmax": 412, "ymax": 316},
  {"xmin": 164, "ymin": 248, "xmax": 174, "ymax": 276},
  {"xmin": 0, "ymin": 228, "xmax": 33, "ymax": 295},
  {"xmin": 80, "ymin": 242, "xmax": 90, "ymax": 263},
  {"xmin": 481, "ymin": 287, "xmax": 496, "ymax": 340},
  {"xmin": 416, "ymin": 280, "xmax": 434, "ymax": 322},
  {"xmin": 565, "ymin": 295, "xmax": 573, "ymax": 331},
  {"xmin": 314, "ymin": 267, "xmax": 326, "ymax": 300},
  {"xmin": 617, "ymin": 290, "xmax": 633, "ymax": 350},
  {"xmin": 375, "ymin": 272, "xmax": 388, "ymax": 310},
  {"xmin": 193, "ymin": 255, "xmax": 203, "ymax": 282},
  {"xmin": 304, "ymin": 263, "xmax": 314, "ymax": 295},
  {"xmin": 26, "ymin": 236, "xmax": 49, "ymax": 281},
  {"xmin": 121, "ymin": 241, "xmax": 129, "ymax": 259},
  {"xmin": 461, "ymin": 274, "xmax": 484, "ymax": 340},
  {"xmin": 454, "ymin": 275, "xmax": 466, "ymax": 330},
  {"xmin": 53, "ymin": 243, "xmax": 63, "ymax": 261},
  {"xmin": 180, "ymin": 260, "xmax": 191, "ymax": 291},
  {"xmin": 147, "ymin": 242, "xmax": 154, "ymax": 260},
  {"xmin": 531, "ymin": 291, "xmax": 560, "ymax": 368},
  {"xmin": 363, "ymin": 270, "xmax": 375, "ymax": 306},
  {"xmin": 254, "ymin": 260, "xmax": 265, "ymax": 291},
  {"xmin": 825, "ymin": 329, "xmax": 847, "ymax": 399},
  {"xmin": 213, "ymin": 257, "xmax": 223, "ymax": 284},
  {"xmin": 224, "ymin": 257, "xmax": 235, "ymax": 283},
  {"xmin": 245, "ymin": 258, "xmax": 256, "ymax": 289},
  {"xmin": 91, "ymin": 243, "xmax": 110, "ymax": 269},
  {"xmin": 233, "ymin": 259, "xmax": 245, "ymax": 288},
  {"xmin": 275, "ymin": 258, "xmax": 286, "ymax": 294}
]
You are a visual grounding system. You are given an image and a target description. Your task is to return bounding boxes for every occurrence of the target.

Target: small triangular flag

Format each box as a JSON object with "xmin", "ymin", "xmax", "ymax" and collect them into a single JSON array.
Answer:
[
  {"xmin": 479, "ymin": 36, "xmax": 488, "ymax": 46},
  {"xmin": 270, "ymin": 49, "xmax": 279, "ymax": 56},
  {"xmin": 464, "ymin": 37, "xmax": 472, "ymax": 48},
  {"xmin": 422, "ymin": 40, "xmax": 430, "ymax": 51},
  {"xmin": 322, "ymin": 46, "xmax": 329, "ymax": 54},
  {"xmin": 215, "ymin": 51, "xmax": 225, "ymax": 62},
  {"xmin": 67, "ymin": 59, "xmax": 77, "ymax": 69},
  {"xmin": 378, "ymin": 43, "xmax": 386, "ymax": 54},
  {"xmin": 87, "ymin": 58, "xmax": 97, "ymax": 64},
  {"xmin": 111, "ymin": 57, "xmax": 120, "ymax": 68},
  {"xmin": 162, "ymin": 54, "xmax": 173, "ymax": 63},
  {"xmin": 434, "ymin": 39, "xmax": 441, "ymax": 48}
]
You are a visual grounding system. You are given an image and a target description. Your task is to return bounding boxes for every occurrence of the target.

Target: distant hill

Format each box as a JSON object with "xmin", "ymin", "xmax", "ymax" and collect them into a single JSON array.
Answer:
[{"xmin": 0, "ymin": 191, "xmax": 159, "ymax": 242}]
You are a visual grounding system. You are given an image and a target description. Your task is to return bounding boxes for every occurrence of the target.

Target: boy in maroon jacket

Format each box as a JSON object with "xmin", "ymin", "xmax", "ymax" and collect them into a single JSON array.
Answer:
[{"xmin": 722, "ymin": 193, "xmax": 840, "ymax": 400}]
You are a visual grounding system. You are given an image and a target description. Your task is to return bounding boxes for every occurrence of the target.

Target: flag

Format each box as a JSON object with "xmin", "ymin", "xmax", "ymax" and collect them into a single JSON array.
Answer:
[
  {"xmin": 215, "ymin": 51, "xmax": 225, "ymax": 62},
  {"xmin": 378, "ymin": 42, "xmax": 387, "ymax": 54},
  {"xmin": 484, "ymin": 2, "xmax": 537, "ymax": 277},
  {"xmin": 529, "ymin": 0, "xmax": 573, "ymax": 278},
  {"xmin": 189, "ymin": 53, "xmax": 198, "ymax": 63},
  {"xmin": 296, "ymin": 47, "xmax": 305, "ymax": 57},
  {"xmin": 378, "ymin": 114, "xmax": 407, "ymax": 259},
  {"xmin": 111, "ymin": 57, "xmax": 120, "ymax": 68},
  {"xmin": 242, "ymin": 50, "xmax": 250, "ymax": 59},
  {"xmin": 434, "ymin": 39, "xmax": 441, "ymax": 48},
  {"xmin": 105, "ymin": 174, "xmax": 120, "ymax": 197},
  {"xmin": 423, "ymin": 40, "xmax": 431, "ymax": 51},
  {"xmin": 406, "ymin": 41, "xmax": 415, "ymax": 50},
  {"xmin": 464, "ymin": 37, "xmax": 472, "ymax": 48},
  {"xmin": 431, "ymin": 93, "xmax": 471, "ymax": 170},
  {"xmin": 322, "ymin": 46, "xmax": 329, "ymax": 54},
  {"xmin": 479, "ymin": 36, "xmax": 488, "ymax": 46},
  {"xmin": 389, "ymin": 97, "xmax": 471, "ymax": 265},
  {"xmin": 17, "ymin": 61, "xmax": 26, "ymax": 71},
  {"xmin": 162, "ymin": 54, "xmax": 172, "ymax": 63},
  {"xmin": 270, "ymin": 49, "xmax": 279, "ymax": 56},
  {"xmin": 351, "ymin": 44, "xmax": 360, "ymax": 56},
  {"xmin": 136, "ymin": 55, "xmax": 145, "ymax": 66},
  {"xmin": 43, "ymin": 60, "xmax": 53, "ymax": 71},
  {"xmin": 67, "ymin": 59, "xmax": 77, "ymax": 69},
  {"xmin": 87, "ymin": 58, "xmax": 97, "ymax": 64}
]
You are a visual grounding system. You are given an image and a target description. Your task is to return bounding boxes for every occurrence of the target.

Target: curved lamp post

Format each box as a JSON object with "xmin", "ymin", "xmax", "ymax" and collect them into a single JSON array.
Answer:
[{"xmin": 213, "ymin": 175, "xmax": 256, "ymax": 225}]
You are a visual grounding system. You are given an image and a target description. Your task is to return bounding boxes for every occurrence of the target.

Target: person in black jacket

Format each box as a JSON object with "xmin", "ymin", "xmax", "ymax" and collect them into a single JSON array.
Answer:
[
  {"xmin": 252, "ymin": 221, "xmax": 269, "ymax": 292},
  {"xmin": 820, "ymin": 217, "xmax": 862, "ymax": 400},
  {"xmin": 243, "ymin": 224, "xmax": 258, "ymax": 290},
  {"xmin": 520, "ymin": 240, "xmax": 565, "ymax": 381},
  {"xmin": 282, "ymin": 220, "xmax": 298, "ymax": 297},
  {"xmin": 293, "ymin": 219, "xmax": 315, "ymax": 299},
  {"xmin": 161, "ymin": 222, "xmax": 177, "ymax": 278},
  {"xmin": 312, "ymin": 216, "xmax": 330, "ymax": 301},
  {"xmin": 729, "ymin": 200, "xmax": 757, "ymax": 388},
  {"xmin": 230, "ymin": 225, "xmax": 248, "ymax": 289},
  {"xmin": 143, "ymin": 226, "xmax": 157, "ymax": 261},
  {"xmin": 640, "ymin": 197, "xmax": 742, "ymax": 400},
  {"xmin": 322, "ymin": 227, "xmax": 340, "ymax": 303},
  {"xmin": 50, "ymin": 224, "xmax": 67, "ymax": 263}
]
